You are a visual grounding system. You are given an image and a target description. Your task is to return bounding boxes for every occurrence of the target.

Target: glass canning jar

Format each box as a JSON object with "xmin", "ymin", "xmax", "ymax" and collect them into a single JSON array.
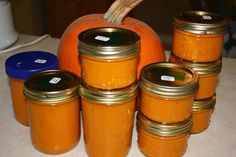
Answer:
[
  {"xmin": 24, "ymin": 70, "xmax": 80, "ymax": 154},
  {"xmin": 79, "ymin": 81, "xmax": 138, "ymax": 157},
  {"xmin": 137, "ymin": 112, "xmax": 192, "ymax": 157},
  {"xmin": 78, "ymin": 27, "xmax": 140, "ymax": 90},
  {"xmin": 5, "ymin": 51, "xmax": 58, "ymax": 126},
  {"xmin": 139, "ymin": 62, "xmax": 199, "ymax": 123},
  {"xmin": 172, "ymin": 11, "xmax": 228, "ymax": 62}
]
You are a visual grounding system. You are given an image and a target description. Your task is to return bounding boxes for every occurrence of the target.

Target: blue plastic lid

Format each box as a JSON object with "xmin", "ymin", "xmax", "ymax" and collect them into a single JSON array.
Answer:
[{"xmin": 5, "ymin": 51, "xmax": 58, "ymax": 80}]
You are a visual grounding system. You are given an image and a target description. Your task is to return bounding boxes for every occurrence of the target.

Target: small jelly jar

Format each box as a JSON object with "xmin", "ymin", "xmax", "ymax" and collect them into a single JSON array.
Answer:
[
  {"xmin": 172, "ymin": 11, "xmax": 228, "ymax": 62},
  {"xmin": 78, "ymin": 27, "xmax": 140, "ymax": 89},
  {"xmin": 24, "ymin": 70, "xmax": 80, "ymax": 154},
  {"xmin": 79, "ymin": 81, "xmax": 138, "ymax": 157},
  {"xmin": 5, "ymin": 51, "xmax": 58, "ymax": 126},
  {"xmin": 169, "ymin": 53, "xmax": 222, "ymax": 100},
  {"xmin": 139, "ymin": 62, "xmax": 199, "ymax": 123},
  {"xmin": 192, "ymin": 95, "xmax": 216, "ymax": 134},
  {"xmin": 137, "ymin": 112, "xmax": 192, "ymax": 157}
]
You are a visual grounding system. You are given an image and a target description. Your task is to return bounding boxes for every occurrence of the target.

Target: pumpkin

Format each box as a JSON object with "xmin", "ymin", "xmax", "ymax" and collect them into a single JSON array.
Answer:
[{"xmin": 57, "ymin": 0, "xmax": 166, "ymax": 77}]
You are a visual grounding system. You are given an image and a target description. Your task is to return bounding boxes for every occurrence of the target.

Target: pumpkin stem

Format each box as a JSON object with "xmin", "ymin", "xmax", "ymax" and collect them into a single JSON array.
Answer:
[{"xmin": 103, "ymin": 0, "xmax": 143, "ymax": 25}]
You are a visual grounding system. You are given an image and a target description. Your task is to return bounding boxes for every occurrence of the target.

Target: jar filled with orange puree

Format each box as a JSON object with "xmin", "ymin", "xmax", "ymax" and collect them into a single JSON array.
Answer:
[
  {"xmin": 139, "ymin": 62, "xmax": 199, "ymax": 123},
  {"xmin": 192, "ymin": 95, "xmax": 216, "ymax": 133},
  {"xmin": 79, "ymin": 80, "xmax": 138, "ymax": 157},
  {"xmin": 24, "ymin": 70, "xmax": 80, "ymax": 154},
  {"xmin": 78, "ymin": 27, "xmax": 140, "ymax": 89},
  {"xmin": 173, "ymin": 11, "xmax": 228, "ymax": 62},
  {"xmin": 137, "ymin": 112, "xmax": 192, "ymax": 157},
  {"xmin": 5, "ymin": 51, "xmax": 58, "ymax": 126},
  {"xmin": 170, "ymin": 54, "xmax": 222, "ymax": 100}
]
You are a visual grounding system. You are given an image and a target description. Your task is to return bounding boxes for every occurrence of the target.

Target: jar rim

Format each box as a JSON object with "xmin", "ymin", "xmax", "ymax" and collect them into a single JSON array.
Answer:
[
  {"xmin": 78, "ymin": 27, "xmax": 140, "ymax": 59},
  {"xmin": 78, "ymin": 80, "xmax": 139, "ymax": 104},
  {"xmin": 137, "ymin": 112, "xmax": 192, "ymax": 137},
  {"xmin": 173, "ymin": 11, "xmax": 229, "ymax": 35},
  {"xmin": 24, "ymin": 70, "xmax": 80, "ymax": 103},
  {"xmin": 139, "ymin": 62, "xmax": 199, "ymax": 98}
]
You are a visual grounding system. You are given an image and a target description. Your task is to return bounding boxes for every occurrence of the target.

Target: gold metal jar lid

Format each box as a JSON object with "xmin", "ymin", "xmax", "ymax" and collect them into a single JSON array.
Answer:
[
  {"xmin": 139, "ymin": 62, "xmax": 199, "ymax": 98},
  {"xmin": 137, "ymin": 112, "xmax": 192, "ymax": 137},
  {"xmin": 193, "ymin": 95, "xmax": 216, "ymax": 111},
  {"xmin": 78, "ymin": 27, "xmax": 140, "ymax": 59},
  {"xmin": 174, "ymin": 11, "xmax": 229, "ymax": 34},
  {"xmin": 170, "ymin": 54, "xmax": 222, "ymax": 75},
  {"xmin": 24, "ymin": 70, "xmax": 80, "ymax": 103},
  {"xmin": 78, "ymin": 80, "xmax": 138, "ymax": 104}
]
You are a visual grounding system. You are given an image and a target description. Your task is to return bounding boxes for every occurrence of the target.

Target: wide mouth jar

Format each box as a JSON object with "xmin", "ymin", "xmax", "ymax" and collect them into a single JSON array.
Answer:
[
  {"xmin": 170, "ymin": 53, "xmax": 222, "ymax": 100},
  {"xmin": 172, "ymin": 11, "xmax": 228, "ymax": 62},
  {"xmin": 79, "ymin": 81, "xmax": 138, "ymax": 157},
  {"xmin": 24, "ymin": 70, "xmax": 80, "ymax": 154},
  {"xmin": 137, "ymin": 112, "xmax": 192, "ymax": 157},
  {"xmin": 192, "ymin": 95, "xmax": 216, "ymax": 133},
  {"xmin": 139, "ymin": 62, "xmax": 199, "ymax": 123},
  {"xmin": 78, "ymin": 27, "xmax": 140, "ymax": 89}
]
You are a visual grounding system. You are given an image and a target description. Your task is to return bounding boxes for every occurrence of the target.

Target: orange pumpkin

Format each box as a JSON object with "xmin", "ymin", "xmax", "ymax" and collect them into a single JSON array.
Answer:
[{"xmin": 57, "ymin": 0, "xmax": 165, "ymax": 77}]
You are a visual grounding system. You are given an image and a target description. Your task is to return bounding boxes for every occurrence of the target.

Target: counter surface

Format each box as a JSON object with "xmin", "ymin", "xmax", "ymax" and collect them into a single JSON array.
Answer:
[{"xmin": 1, "ymin": 34, "xmax": 236, "ymax": 157}]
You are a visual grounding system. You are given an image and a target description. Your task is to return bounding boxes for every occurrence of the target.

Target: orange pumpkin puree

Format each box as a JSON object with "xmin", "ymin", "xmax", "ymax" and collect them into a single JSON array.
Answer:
[
  {"xmin": 80, "ymin": 55, "xmax": 138, "ymax": 89},
  {"xmin": 140, "ymin": 92, "xmax": 194, "ymax": 123},
  {"xmin": 195, "ymin": 73, "xmax": 218, "ymax": 100},
  {"xmin": 82, "ymin": 99, "xmax": 135, "ymax": 157},
  {"xmin": 172, "ymin": 30, "xmax": 224, "ymax": 62},
  {"xmin": 138, "ymin": 128, "xmax": 189, "ymax": 157},
  {"xmin": 9, "ymin": 78, "xmax": 28, "ymax": 125},
  {"xmin": 27, "ymin": 97, "xmax": 80, "ymax": 154},
  {"xmin": 192, "ymin": 109, "xmax": 214, "ymax": 133}
]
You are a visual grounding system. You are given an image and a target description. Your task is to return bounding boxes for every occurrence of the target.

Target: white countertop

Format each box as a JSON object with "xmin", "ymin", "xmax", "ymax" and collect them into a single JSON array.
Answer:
[{"xmin": 0, "ymin": 34, "xmax": 236, "ymax": 157}]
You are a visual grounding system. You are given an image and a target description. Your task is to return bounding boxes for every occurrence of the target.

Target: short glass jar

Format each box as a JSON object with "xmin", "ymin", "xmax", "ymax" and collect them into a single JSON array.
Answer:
[
  {"xmin": 139, "ymin": 62, "xmax": 199, "ymax": 123},
  {"xmin": 79, "ymin": 81, "xmax": 138, "ymax": 157},
  {"xmin": 78, "ymin": 27, "xmax": 140, "ymax": 89},
  {"xmin": 24, "ymin": 70, "xmax": 80, "ymax": 154},
  {"xmin": 5, "ymin": 51, "xmax": 58, "ymax": 126},
  {"xmin": 169, "ymin": 53, "xmax": 222, "ymax": 100},
  {"xmin": 192, "ymin": 95, "xmax": 216, "ymax": 133},
  {"xmin": 137, "ymin": 112, "xmax": 192, "ymax": 157},
  {"xmin": 172, "ymin": 11, "xmax": 228, "ymax": 62}
]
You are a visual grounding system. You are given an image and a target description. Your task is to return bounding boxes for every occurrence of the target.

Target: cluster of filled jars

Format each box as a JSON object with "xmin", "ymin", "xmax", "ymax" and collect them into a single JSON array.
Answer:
[{"xmin": 4, "ymin": 10, "xmax": 228, "ymax": 157}]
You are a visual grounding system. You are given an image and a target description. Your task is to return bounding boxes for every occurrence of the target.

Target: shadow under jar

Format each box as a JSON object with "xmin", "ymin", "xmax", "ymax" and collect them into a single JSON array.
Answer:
[
  {"xmin": 137, "ymin": 112, "xmax": 192, "ymax": 157},
  {"xmin": 139, "ymin": 62, "xmax": 199, "ymax": 123},
  {"xmin": 172, "ymin": 11, "xmax": 228, "ymax": 62},
  {"xmin": 169, "ymin": 53, "xmax": 222, "ymax": 100},
  {"xmin": 78, "ymin": 27, "xmax": 140, "ymax": 90},
  {"xmin": 24, "ymin": 70, "xmax": 80, "ymax": 154},
  {"xmin": 79, "ymin": 81, "xmax": 138, "ymax": 157}
]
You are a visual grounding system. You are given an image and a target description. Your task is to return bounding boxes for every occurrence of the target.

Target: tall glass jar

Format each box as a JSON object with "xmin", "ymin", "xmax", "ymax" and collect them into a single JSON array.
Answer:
[
  {"xmin": 79, "ymin": 81, "xmax": 138, "ymax": 157},
  {"xmin": 172, "ymin": 11, "xmax": 228, "ymax": 62},
  {"xmin": 139, "ymin": 62, "xmax": 199, "ymax": 123},
  {"xmin": 5, "ymin": 51, "xmax": 58, "ymax": 126},
  {"xmin": 78, "ymin": 27, "xmax": 140, "ymax": 89},
  {"xmin": 137, "ymin": 112, "xmax": 192, "ymax": 157},
  {"xmin": 24, "ymin": 70, "xmax": 80, "ymax": 154}
]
